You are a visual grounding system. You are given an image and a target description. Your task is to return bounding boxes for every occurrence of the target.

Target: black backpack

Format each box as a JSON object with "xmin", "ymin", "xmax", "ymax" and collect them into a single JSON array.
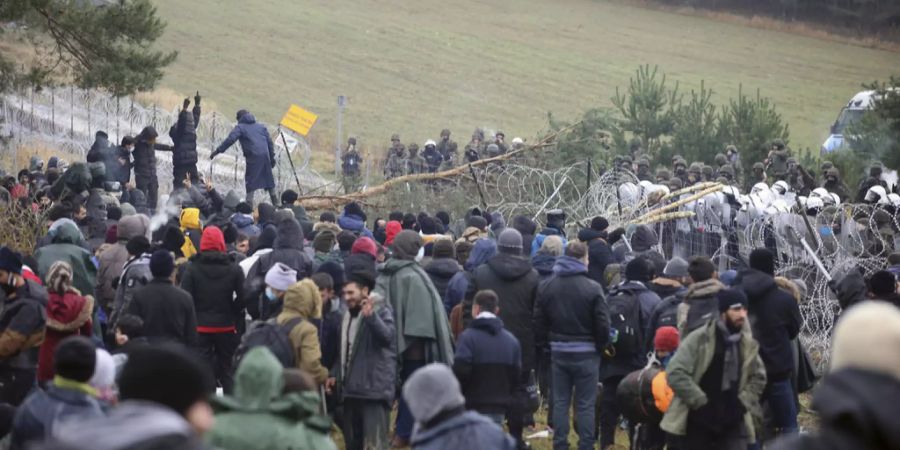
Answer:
[
  {"xmin": 606, "ymin": 286, "xmax": 644, "ymax": 359},
  {"xmin": 233, "ymin": 317, "xmax": 303, "ymax": 368}
]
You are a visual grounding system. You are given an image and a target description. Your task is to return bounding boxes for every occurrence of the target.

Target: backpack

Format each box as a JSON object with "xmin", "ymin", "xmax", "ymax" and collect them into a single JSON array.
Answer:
[
  {"xmin": 606, "ymin": 286, "xmax": 644, "ymax": 359},
  {"xmin": 234, "ymin": 317, "xmax": 304, "ymax": 368}
]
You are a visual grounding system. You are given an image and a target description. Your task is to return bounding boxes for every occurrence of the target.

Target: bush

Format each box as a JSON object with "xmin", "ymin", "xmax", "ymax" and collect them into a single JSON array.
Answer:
[
  {"xmin": 611, "ymin": 65, "xmax": 680, "ymax": 159},
  {"xmin": 716, "ymin": 86, "xmax": 790, "ymax": 178}
]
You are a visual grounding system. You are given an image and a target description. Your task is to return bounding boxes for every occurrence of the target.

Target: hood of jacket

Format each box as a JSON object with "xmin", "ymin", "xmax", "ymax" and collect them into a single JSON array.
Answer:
[
  {"xmin": 381, "ymin": 258, "xmax": 419, "ymax": 276},
  {"xmin": 471, "ymin": 316, "xmax": 504, "ymax": 335},
  {"xmin": 223, "ymin": 190, "xmax": 242, "ymax": 209},
  {"xmin": 577, "ymin": 228, "xmax": 607, "ymax": 242},
  {"xmin": 239, "ymin": 113, "xmax": 257, "ymax": 125},
  {"xmin": 137, "ymin": 126, "xmax": 158, "ymax": 141},
  {"xmin": 832, "ymin": 269, "xmax": 867, "ymax": 310},
  {"xmin": 630, "ymin": 224, "xmax": 658, "ymax": 252},
  {"xmin": 739, "ymin": 269, "xmax": 778, "ymax": 301},
  {"xmin": 464, "ymin": 238, "xmax": 497, "ymax": 272},
  {"xmin": 774, "ymin": 276, "xmax": 801, "ymax": 302},
  {"xmin": 52, "ymin": 401, "xmax": 194, "ymax": 450},
  {"xmin": 531, "ymin": 253, "xmax": 556, "ymax": 275},
  {"xmin": 47, "ymin": 291, "xmax": 94, "ymax": 331},
  {"xmin": 274, "ymin": 219, "xmax": 304, "ymax": 250},
  {"xmin": 231, "ymin": 213, "xmax": 255, "ymax": 228},
  {"xmin": 511, "ymin": 215, "xmax": 537, "ymax": 237},
  {"xmin": 51, "ymin": 220, "xmax": 85, "ymax": 246},
  {"xmin": 686, "ymin": 278, "xmax": 724, "ymax": 298},
  {"xmin": 553, "ymin": 255, "xmax": 587, "ymax": 276},
  {"xmin": 486, "ymin": 253, "xmax": 533, "ymax": 280},
  {"xmin": 338, "ymin": 213, "xmax": 366, "ymax": 232},
  {"xmin": 117, "ymin": 214, "xmax": 150, "ymax": 241},
  {"xmin": 193, "ymin": 251, "xmax": 234, "ymax": 278},
  {"xmin": 222, "ymin": 347, "xmax": 282, "ymax": 410},
  {"xmin": 283, "ymin": 278, "xmax": 321, "ymax": 319},
  {"xmin": 425, "ymin": 257, "xmax": 461, "ymax": 278},
  {"xmin": 180, "ymin": 208, "xmax": 201, "ymax": 230},
  {"xmin": 811, "ymin": 368, "xmax": 900, "ymax": 449}
]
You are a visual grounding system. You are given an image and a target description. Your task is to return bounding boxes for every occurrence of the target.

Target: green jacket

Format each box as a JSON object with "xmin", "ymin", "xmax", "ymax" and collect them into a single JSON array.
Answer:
[
  {"xmin": 660, "ymin": 319, "xmax": 766, "ymax": 442},
  {"xmin": 374, "ymin": 259, "xmax": 454, "ymax": 365},
  {"xmin": 207, "ymin": 347, "xmax": 336, "ymax": 450},
  {"xmin": 34, "ymin": 220, "xmax": 97, "ymax": 296}
]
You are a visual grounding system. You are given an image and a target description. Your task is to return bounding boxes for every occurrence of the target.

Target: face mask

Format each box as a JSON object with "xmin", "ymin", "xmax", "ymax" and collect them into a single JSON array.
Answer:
[{"xmin": 265, "ymin": 287, "xmax": 278, "ymax": 302}]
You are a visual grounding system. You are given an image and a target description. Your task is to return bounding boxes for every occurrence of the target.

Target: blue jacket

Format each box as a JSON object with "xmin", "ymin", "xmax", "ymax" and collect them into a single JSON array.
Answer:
[
  {"xmin": 453, "ymin": 316, "xmax": 521, "ymax": 414},
  {"xmin": 531, "ymin": 227, "xmax": 567, "ymax": 256},
  {"xmin": 231, "ymin": 213, "xmax": 261, "ymax": 238},
  {"xmin": 215, "ymin": 113, "xmax": 276, "ymax": 191},
  {"xmin": 410, "ymin": 410, "xmax": 516, "ymax": 450},
  {"xmin": 337, "ymin": 213, "xmax": 374, "ymax": 238},
  {"xmin": 11, "ymin": 384, "xmax": 105, "ymax": 449}
]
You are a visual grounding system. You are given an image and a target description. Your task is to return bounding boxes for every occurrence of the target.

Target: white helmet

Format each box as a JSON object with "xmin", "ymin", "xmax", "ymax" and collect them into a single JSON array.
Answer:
[
  {"xmin": 424, "ymin": 139, "xmax": 436, "ymax": 148},
  {"xmin": 830, "ymin": 193, "xmax": 841, "ymax": 206},
  {"xmin": 865, "ymin": 185, "xmax": 888, "ymax": 203},
  {"xmin": 751, "ymin": 182, "xmax": 770, "ymax": 195},
  {"xmin": 888, "ymin": 193, "xmax": 900, "ymax": 208},
  {"xmin": 772, "ymin": 180, "xmax": 790, "ymax": 196},
  {"xmin": 804, "ymin": 196, "xmax": 824, "ymax": 211},
  {"xmin": 511, "ymin": 137, "xmax": 524, "ymax": 145},
  {"xmin": 811, "ymin": 187, "xmax": 829, "ymax": 199}
]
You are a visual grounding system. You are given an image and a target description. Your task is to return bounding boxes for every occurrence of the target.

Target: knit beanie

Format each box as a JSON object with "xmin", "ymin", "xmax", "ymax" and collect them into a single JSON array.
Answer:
[
  {"xmin": 265, "ymin": 262, "xmax": 297, "ymax": 292},
  {"xmin": 435, "ymin": 211, "xmax": 451, "ymax": 229},
  {"xmin": 126, "ymin": 236, "xmax": 150, "ymax": 256},
  {"xmin": 313, "ymin": 230, "xmax": 336, "ymax": 254},
  {"xmin": 432, "ymin": 238, "xmax": 455, "ymax": 259},
  {"xmin": 497, "ymin": 228, "xmax": 523, "ymax": 255},
  {"xmin": 663, "ymin": 257, "xmax": 689, "ymax": 278},
  {"xmin": 719, "ymin": 269, "xmax": 738, "ymax": 287},
  {"xmin": 831, "ymin": 302, "xmax": 900, "ymax": 383},
  {"xmin": 105, "ymin": 225, "xmax": 119, "ymax": 244},
  {"xmin": 351, "ymin": 237, "xmax": 378, "ymax": 259},
  {"xmin": 717, "ymin": 288, "xmax": 748, "ymax": 313},
  {"xmin": 200, "ymin": 226, "xmax": 226, "ymax": 252},
  {"xmin": 257, "ymin": 203, "xmax": 276, "ymax": 224},
  {"xmin": 467, "ymin": 216, "xmax": 488, "ymax": 232},
  {"xmin": 0, "ymin": 247, "xmax": 23, "ymax": 274},
  {"xmin": 402, "ymin": 363, "xmax": 466, "ymax": 425},
  {"xmin": 749, "ymin": 248, "xmax": 776, "ymax": 275},
  {"xmin": 625, "ymin": 257, "xmax": 652, "ymax": 283},
  {"xmin": 149, "ymin": 249, "xmax": 175, "ymax": 278},
  {"xmin": 392, "ymin": 230, "xmax": 423, "ymax": 261},
  {"xmin": 54, "ymin": 336, "xmax": 96, "ymax": 383},
  {"xmin": 654, "ymin": 326, "xmax": 680, "ymax": 353},
  {"xmin": 47, "ymin": 261, "xmax": 74, "ymax": 295},
  {"xmin": 119, "ymin": 344, "xmax": 214, "ymax": 416}
]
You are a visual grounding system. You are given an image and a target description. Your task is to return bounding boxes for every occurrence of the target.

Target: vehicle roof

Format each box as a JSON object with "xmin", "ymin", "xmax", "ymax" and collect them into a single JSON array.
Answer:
[{"xmin": 846, "ymin": 88, "xmax": 898, "ymax": 109}]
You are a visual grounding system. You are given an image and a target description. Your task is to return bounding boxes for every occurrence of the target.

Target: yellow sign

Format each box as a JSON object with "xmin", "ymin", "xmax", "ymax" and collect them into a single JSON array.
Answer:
[{"xmin": 280, "ymin": 104, "xmax": 318, "ymax": 136}]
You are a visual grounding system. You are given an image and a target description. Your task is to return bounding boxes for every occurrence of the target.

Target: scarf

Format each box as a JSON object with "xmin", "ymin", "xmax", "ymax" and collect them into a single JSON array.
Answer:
[
  {"xmin": 54, "ymin": 375, "xmax": 99, "ymax": 397},
  {"xmin": 716, "ymin": 319, "xmax": 742, "ymax": 392}
]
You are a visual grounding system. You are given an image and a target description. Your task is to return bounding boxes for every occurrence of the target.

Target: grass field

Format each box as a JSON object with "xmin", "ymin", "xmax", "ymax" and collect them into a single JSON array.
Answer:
[{"xmin": 151, "ymin": 0, "xmax": 899, "ymax": 165}]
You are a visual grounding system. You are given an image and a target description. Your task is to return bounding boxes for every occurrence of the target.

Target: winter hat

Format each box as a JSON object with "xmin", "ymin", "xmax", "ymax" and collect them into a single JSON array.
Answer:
[
  {"xmin": 221, "ymin": 222, "xmax": 238, "ymax": 245},
  {"xmin": 435, "ymin": 211, "xmax": 451, "ymax": 229},
  {"xmin": 654, "ymin": 326, "xmax": 680, "ymax": 353},
  {"xmin": 625, "ymin": 257, "xmax": 653, "ymax": 283},
  {"xmin": 126, "ymin": 236, "xmax": 150, "ymax": 256},
  {"xmin": 90, "ymin": 349, "xmax": 116, "ymax": 391},
  {"xmin": 337, "ymin": 231, "xmax": 357, "ymax": 252},
  {"xmin": 343, "ymin": 202, "xmax": 367, "ymax": 221},
  {"xmin": 54, "ymin": 336, "xmax": 96, "ymax": 383},
  {"xmin": 719, "ymin": 269, "xmax": 738, "ymax": 287},
  {"xmin": 0, "ymin": 247, "xmax": 23, "ymax": 274},
  {"xmin": 489, "ymin": 211, "xmax": 506, "ymax": 233},
  {"xmin": 831, "ymin": 302, "xmax": 900, "ymax": 382},
  {"xmin": 402, "ymin": 363, "xmax": 466, "ymax": 425},
  {"xmin": 235, "ymin": 202, "xmax": 253, "ymax": 215},
  {"xmin": 385, "ymin": 221, "xmax": 402, "ymax": 246},
  {"xmin": 867, "ymin": 270, "xmax": 897, "ymax": 297},
  {"xmin": 105, "ymin": 225, "xmax": 119, "ymax": 244},
  {"xmin": 419, "ymin": 216, "xmax": 438, "ymax": 235},
  {"xmin": 274, "ymin": 209, "xmax": 294, "ymax": 225},
  {"xmin": 119, "ymin": 344, "xmax": 214, "ymax": 416},
  {"xmin": 749, "ymin": 248, "xmax": 776, "ymax": 276},
  {"xmin": 313, "ymin": 230, "xmax": 336, "ymax": 254},
  {"xmin": 162, "ymin": 225, "xmax": 185, "ymax": 254},
  {"xmin": 149, "ymin": 249, "xmax": 175, "ymax": 278},
  {"xmin": 497, "ymin": 228, "xmax": 523, "ymax": 255},
  {"xmin": 717, "ymin": 288, "xmax": 748, "ymax": 313},
  {"xmin": 663, "ymin": 257, "xmax": 689, "ymax": 279},
  {"xmin": 317, "ymin": 261, "xmax": 346, "ymax": 291},
  {"xmin": 432, "ymin": 238, "xmax": 455, "ymax": 259},
  {"xmin": 467, "ymin": 215, "xmax": 488, "ymax": 232},
  {"xmin": 538, "ymin": 235, "xmax": 564, "ymax": 257},
  {"xmin": 630, "ymin": 224, "xmax": 658, "ymax": 252},
  {"xmin": 118, "ymin": 214, "xmax": 151, "ymax": 241},
  {"xmin": 265, "ymin": 262, "xmax": 297, "ymax": 292},
  {"xmin": 590, "ymin": 216, "xmax": 609, "ymax": 232},
  {"xmin": 47, "ymin": 261, "xmax": 74, "ymax": 295},
  {"xmin": 199, "ymin": 226, "xmax": 226, "ymax": 252},
  {"xmin": 257, "ymin": 203, "xmax": 276, "ymax": 224},
  {"xmin": 351, "ymin": 237, "xmax": 378, "ymax": 259},
  {"xmin": 392, "ymin": 230, "xmax": 423, "ymax": 261},
  {"xmin": 119, "ymin": 203, "xmax": 136, "ymax": 217}
]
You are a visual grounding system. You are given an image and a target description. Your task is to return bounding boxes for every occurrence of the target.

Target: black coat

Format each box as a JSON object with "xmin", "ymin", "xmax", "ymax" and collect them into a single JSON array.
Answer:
[
  {"xmin": 128, "ymin": 279, "xmax": 198, "ymax": 347},
  {"xmin": 453, "ymin": 316, "xmax": 522, "ymax": 415},
  {"xmin": 534, "ymin": 256, "xmax": 610, "ymax": 352},
  {"xmin": 424, "ymin": 257, "xmax": 461, "ymax": 308},
  {"xmin": 243, "ymin": 220, "xmax": 311, "ymax": 319},
  {"xmin": 132, "ymin": 126, "xmax": 172, "ymax": 181},
  {"xmin": 169, "ymin": 106, "xmax": 201, "ymax": 167},
  {"xmin": 578, "ymin": 228, "xmax": 613, "ymax": 287},
  {"xmin": 473, "ymin": 253, "xmax": 539, "ymax": 372},
  {"xmin": 737, "ymin": 269, "xmax": 801, "ymax": 382},
  {"xmin": 180, "ymin": 251, "xmax": 245, "ymax": 329}
]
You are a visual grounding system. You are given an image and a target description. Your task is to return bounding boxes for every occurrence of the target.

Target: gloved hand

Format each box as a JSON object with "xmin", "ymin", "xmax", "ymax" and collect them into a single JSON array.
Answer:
[
  {"xmin": 194, "ymin": 91, "xmax": 201, "ymax": 106},
  {"xmin": 183, "ymin": 98, "xmax": 190, "ymax": 110},
  {"xmin": 210, "ymin": 151, "xmax": 217, "ymax": 160}
]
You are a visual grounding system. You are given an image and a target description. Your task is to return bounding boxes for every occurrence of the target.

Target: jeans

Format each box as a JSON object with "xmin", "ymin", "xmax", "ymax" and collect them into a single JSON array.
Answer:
[
  {"xmin": 196, "ymin": 332, "xmax": 239, "ymax": 394},
  {"xmin": 395, "ymin": 359, "xmax": 426, "ymax": 440},
  {"xmin": 550, "ymin": 351, "xmax": 600, "ymax": 450},
  {"xmin": 764, "ymin": 379, "xmax": 799, "ymax": 436}
]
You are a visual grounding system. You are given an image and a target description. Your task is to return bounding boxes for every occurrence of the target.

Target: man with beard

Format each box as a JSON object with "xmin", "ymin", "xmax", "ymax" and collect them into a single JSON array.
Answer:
[{"xmin": 661, "ymin": 288, "xmax": 766, "ymax": 449}]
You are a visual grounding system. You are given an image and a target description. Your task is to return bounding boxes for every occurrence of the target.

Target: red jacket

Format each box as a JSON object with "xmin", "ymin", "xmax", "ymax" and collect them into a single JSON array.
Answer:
[{"xmin": 37, "ymin": 290, "xmax": 93, "ymax": 382}]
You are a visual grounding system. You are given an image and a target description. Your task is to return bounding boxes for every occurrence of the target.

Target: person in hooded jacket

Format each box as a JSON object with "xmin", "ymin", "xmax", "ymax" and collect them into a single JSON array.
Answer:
[
  {"xmin": 736, "ymin": 248, "xmax": 801, "ymax": 438},
  {"xmin": 132, "ymin": 125, "xmax": 173, "ymax": 211},
  {"xmin": 510, "ymin": 215, "xmax": 536, "ymax": 255},
  {"xmin": 531, "ymin": 209, "xmax": 568, "ymax": 256},
  {"xmin": 647, "ymin": 257, "xmax": 691, "ymax": 352},
  {"xmin": 95, "ymin": 214, "xmax": 150, "ymax": 312},
  {"xmin": 169, "ymin": 94, "xmax": 202, "ymax": 186},
  {"xmin": 107, "ymin": 236, "xmax": 151, "ymax": 340},
  {"xmin": 34, "ymin": 219, "xmax": 97, "ymax": 297},
  {"xmin": 771, "ymin": 302, "xmax": 900, "ymax": 450},
  {"xmin": 212, "ymin": 109, "xmax": 278, "ymax": 205},
  {"xmin": 578, "ymin": 216, "xmax": 613, "ymax": 287},
  {"xmin": 180, "ymin": 226, "xmax": 245, "ymax": 393},
  {"xmin": 277, "ymin": 279, "xmax": 329, "ymax": 385},
  {"xmin": 473, "ymin": 228, "xmax": 539, "ymax": 448},
  {"xmin": 208, "ymin": 347, "xmax": 336, "ymax": 450},
  {"xmin": 129, "ymin": 250, "xmax": 198, "ymax": 348},
  {"xmin": 424, "ymin": 238, "xmax": 461, "ymax": 312},
  {"xmin": 678, "ymin": 256, "xmax": 726, "ymax": 335},
  {"xmin": 36, "ymin": 262, "xmax": 94, "ymax": 384},
  {"xmin": 404, "ymin": 363, "xmax": 516, "ymax": 450},
  {"xmin": 86, "ymin": 130, "xmax": 117, "ymax": 178},
  {"xmin": 445, "ymin": 238, "xmax": 496, "ymax": 315},
  {"xmin": 344, "ymin": 236, "xmax": 378, "ymax": 278},
  {"xmin": 0, "ymin": 247, "xmax": 48, "ymax": 406},
  {"xmin": 338, "ymin": 202, "xmax": 374, "ymax": 238},
  {"xmin": 230, "ymin": 202, "xmax": 260, "ymax": 238}
]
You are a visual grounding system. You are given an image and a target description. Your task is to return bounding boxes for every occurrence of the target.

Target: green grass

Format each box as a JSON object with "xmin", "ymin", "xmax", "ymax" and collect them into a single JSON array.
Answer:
[{"xmin": 152, "ymin": 0, "xmax": 898, "ymax": 164}]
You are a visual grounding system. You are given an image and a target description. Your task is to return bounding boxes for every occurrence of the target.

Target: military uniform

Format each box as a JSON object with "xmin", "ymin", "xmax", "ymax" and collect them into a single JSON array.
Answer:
[
  {"xmin": 768, "ymin": 139, "xmax": 790, "ymax": 181},
  {"xmin": 341, "ymin": 137, "xmax": 363, "ymax": 193},
  {"xmin": 436, "ymin": 129, "xmax": 458, "ymax": 170},
  {"xmin": 383, "ymin": 148, "xmax": 404, "ymax": 180},
  {"xmin": 404, "ymin": 144, "xmax": 427, "ymax": 175},
  {"xmin": 422, "ymin": 141, "xmax": 442, "ymax": 173},
  {"xmin": 636, "ymin": 158, "xmax": 653, "ymax": 182}
]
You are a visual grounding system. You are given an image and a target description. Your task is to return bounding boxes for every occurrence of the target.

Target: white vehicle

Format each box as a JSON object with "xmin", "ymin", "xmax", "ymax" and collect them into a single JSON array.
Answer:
[{"xmin": 821, "ymin": 89, "xmax": 895, "ymax": 154}]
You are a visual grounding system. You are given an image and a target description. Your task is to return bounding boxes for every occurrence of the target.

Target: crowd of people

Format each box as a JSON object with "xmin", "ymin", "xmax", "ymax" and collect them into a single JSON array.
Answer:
[{"xmin": 1, "ymin": 123, "xmax": 900, "ymax": 450}]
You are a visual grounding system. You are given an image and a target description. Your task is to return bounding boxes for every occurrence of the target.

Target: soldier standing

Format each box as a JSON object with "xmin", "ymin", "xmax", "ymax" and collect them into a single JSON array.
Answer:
[
  {"xmin": 386, "ymin": 134, "xmax": 405, "ymax": 163},
  {"xmin": 404, "ymin": 144, "xmax": 427, "ymax": 175},
  {"xmin": 436, "ymin": 129, "xmax": 458, "ymax": 169},
  {"xmin": 384, "ymin": 146, "xmax": 404, "ymax": 180},
  {"xmin": 422, "ymin": 140, "xmax": 443, "ymax": 173},
  {"xmin": 341, "ymin": 137, "xmax": 363, "ymax": 193},
  {"xmin": 767, "ymin": 139, "xmax": 790, "ymax": 181},
  {"xmin": 494, "ymin": 131, "xmax": 509, "ymax": 155}
]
